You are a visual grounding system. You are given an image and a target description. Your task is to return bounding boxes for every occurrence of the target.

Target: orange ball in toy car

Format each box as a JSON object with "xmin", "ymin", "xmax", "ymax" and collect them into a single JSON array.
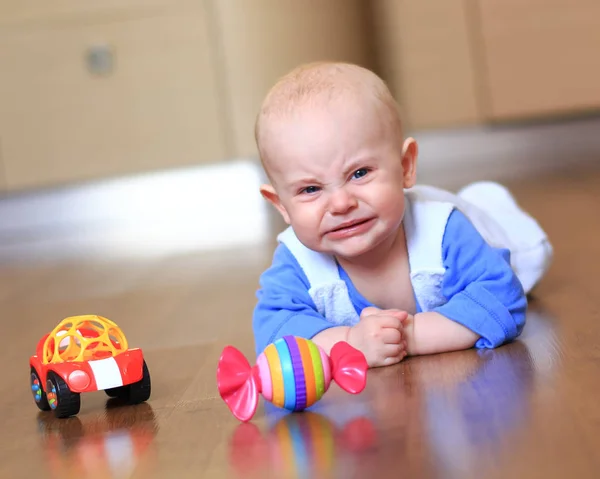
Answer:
[{"xmin": 43, "ymin": 315, "xmax": 128, "ymax": 364}]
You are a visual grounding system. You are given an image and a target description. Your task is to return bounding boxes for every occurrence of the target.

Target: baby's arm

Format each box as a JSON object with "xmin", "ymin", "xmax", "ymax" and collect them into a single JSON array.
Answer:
[
  {"xmin": 254, "ymin": 244, "xmax": 406, "ymax": 366},
  {"xmin": 403, "ymin": 311, "xmax": 479, "ymax": 356},
  {"xmin": 253, "ymin": 244, "xmax": 337, "ymax": 355},
  {"xmin": 404, "ymin": 209, "xmax": 527, "ymax": 356},
  {"xmin": 310, "ymin": 327, "xmax": 350, "ymax": 352}
]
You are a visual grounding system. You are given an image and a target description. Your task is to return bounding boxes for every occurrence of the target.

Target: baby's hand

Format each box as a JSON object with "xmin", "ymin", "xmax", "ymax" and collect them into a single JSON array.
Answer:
[{"xmin": 347, "ymin": 306, "xmax": 408, "ymax": 367}]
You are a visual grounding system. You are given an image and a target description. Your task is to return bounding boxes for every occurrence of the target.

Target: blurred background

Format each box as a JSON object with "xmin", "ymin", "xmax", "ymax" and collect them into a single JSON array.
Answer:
[
  {"xmin": 3, "ymin": 4, "xmax": 600, "ymax": 476},
  {"xmin": 1, "ymin": 0, "xmax": 599, "ymax": 261}
]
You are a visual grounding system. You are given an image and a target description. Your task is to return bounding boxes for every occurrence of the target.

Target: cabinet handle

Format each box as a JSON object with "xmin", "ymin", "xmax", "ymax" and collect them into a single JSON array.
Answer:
[{"xmin": 85, "ymin": 44, "xmax": 114, "ymax": 76}]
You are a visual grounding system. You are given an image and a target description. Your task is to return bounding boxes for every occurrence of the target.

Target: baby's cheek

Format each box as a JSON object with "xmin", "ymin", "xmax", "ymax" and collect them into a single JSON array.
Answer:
[
  {"xmin": 382, "ymin": 190, "xmax": 405, "ymax": 217},
  {"xmin": 290, "ymin": 213, "xmax": 323, "ymax": 246}
]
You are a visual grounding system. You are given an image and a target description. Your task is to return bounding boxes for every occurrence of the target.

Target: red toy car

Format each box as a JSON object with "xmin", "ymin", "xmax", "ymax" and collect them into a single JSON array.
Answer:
[{"xmin": 30, "ymin": 315, "xmax": 151, "ymax": 418}]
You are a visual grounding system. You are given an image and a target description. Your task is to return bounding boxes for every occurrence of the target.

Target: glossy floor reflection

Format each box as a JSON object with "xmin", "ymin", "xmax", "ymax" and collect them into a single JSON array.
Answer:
[
  {"xmin": 2, "ymin": 165, "xmax": 600, "ymax": 478},
  {"xmin": 35, "ymin": 402, "xmax": 158, "ymax": 479},
  {"xmin": 228, "ymin": 409, "xmax": 378, "ymax": 479}
]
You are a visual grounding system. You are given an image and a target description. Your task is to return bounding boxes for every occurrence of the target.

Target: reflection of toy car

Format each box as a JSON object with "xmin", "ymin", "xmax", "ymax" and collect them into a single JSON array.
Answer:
[
  {"xmin": 30, "ymin": 315, "xmax": 151, "ymax": 418},
  {"xmin": 37, "ymin": 402, "xmax": 158, "ymax": 477}
]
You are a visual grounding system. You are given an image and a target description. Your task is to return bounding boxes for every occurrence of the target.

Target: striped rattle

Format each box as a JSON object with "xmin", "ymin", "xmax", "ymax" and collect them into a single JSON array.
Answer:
[{"xmin": 217, "ymin": 336, "xmax": 368, "ymax": 422}]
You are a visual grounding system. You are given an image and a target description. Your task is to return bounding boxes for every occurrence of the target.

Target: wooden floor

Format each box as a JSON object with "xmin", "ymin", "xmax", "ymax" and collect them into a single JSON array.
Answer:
[{"xmin": 2, "ymin": 163, "xmax": 600, "ymax": 478}]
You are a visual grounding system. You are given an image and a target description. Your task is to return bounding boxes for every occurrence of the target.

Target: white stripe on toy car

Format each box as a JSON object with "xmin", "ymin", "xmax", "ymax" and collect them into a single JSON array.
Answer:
[{"xmin": 89, "ymin": 357, "xmax": 123, "ymax": 390}]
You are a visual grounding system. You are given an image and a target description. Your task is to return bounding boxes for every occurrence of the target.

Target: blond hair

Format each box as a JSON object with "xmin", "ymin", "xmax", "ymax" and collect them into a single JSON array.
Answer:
[{"xmin": 255, "ymin": 62, "xmax": 402, "ymax": 168}]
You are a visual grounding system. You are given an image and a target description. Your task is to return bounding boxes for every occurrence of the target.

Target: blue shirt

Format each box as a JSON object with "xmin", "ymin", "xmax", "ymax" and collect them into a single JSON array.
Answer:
[{"xmin": 252, "ymin": 209, "xmax": 527, "ymax": 356}]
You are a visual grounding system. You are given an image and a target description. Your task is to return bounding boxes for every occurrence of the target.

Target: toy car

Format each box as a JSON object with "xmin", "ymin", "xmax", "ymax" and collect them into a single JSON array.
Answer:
[{"xmin": 30, "ymin": 315, "xmax": 151, "ymax": 418}]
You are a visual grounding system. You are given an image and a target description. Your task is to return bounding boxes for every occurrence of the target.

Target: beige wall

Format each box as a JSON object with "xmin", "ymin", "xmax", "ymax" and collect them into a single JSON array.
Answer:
[{"xmin": 0, "ymin": 1, "xmax": 599, "ymax": 192}]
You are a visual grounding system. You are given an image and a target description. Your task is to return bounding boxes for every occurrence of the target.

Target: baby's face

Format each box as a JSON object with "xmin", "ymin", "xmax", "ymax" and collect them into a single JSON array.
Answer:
[{"xmin": 261, "ymin": 98, "xmax": 416, "ymax": 260}]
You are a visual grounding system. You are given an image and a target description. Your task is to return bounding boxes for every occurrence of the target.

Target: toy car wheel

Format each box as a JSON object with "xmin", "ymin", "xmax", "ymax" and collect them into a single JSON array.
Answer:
[
  {"xmin": 104, "ymin": 387, "xmax": 122, "ymax": 398},
  {"xmin": 30, "ymin": 367, "xmax": 50, "ymax": 411},
  {"xmin": 106, "ymin": 361, "xmax": 151, "ymax": 404},
  {"xmin": 127, "ymin": 361, "xmax": 151, "ymax": 404},
  {"xmin": 46, "ymin": 372, "xmax": 81, "ymax": 419}
]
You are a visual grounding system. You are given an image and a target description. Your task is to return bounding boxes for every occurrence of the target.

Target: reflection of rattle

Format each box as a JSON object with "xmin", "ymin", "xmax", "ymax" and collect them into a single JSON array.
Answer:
[
  {"xmin": 229, "ymin": 412, "xmax": 378, "ymax": 478},
  {"xmin": 217, "ymin": 336, "xmax": 368, "ymax": 422}
]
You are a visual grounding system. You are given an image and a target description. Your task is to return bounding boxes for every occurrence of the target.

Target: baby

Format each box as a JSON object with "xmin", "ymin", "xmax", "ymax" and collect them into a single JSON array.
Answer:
[{"xmin": 252, "ymin": 62, "xmax": 553, "ymax": 367}]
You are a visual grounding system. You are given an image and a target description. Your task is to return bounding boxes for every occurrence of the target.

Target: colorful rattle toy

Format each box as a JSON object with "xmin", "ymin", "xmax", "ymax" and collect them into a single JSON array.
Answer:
[
  {"xmin": 30, "ymin": 315, "xmax": 151, "ymax": 419},
  {"xmin": 217, "ymin": 335, "xmax": 368, "ymax": 422}
]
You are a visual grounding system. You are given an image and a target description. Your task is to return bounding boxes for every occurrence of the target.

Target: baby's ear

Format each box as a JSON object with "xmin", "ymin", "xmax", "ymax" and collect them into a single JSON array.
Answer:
[
  {"xmin": 259, "ymin": 184, "xmax": 291, "ymax": 224},
  {"xmin": 401, "ymin": 137, "xmax": 418, "ymax": 188}
]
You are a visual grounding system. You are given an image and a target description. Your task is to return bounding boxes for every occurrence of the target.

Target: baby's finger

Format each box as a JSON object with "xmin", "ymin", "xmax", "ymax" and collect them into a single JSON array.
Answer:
[
  {"xmin": 361, "ymin": 306, "xmax": 381, "ymax": 318},
  {"xmin": 381, "ymin": 327, "xmax": 402, "ymax": 344},
  {"xmin": 381, "ymin": 357, "xmax": 400, "ymax": 367},
  {"xmin": 374, "ymin": 314, "xmax": 403, "ymax": 330},
  {"xmin": 384, "ymin": 309, "xmax": 409, "ymax": 322},
  {"xmin": 381, "ymin": 353, "xmax": 405, "ymax": 367},
  {"xmin": 382, "ymin": 343, "xmax": 404, "ymax": 358}
]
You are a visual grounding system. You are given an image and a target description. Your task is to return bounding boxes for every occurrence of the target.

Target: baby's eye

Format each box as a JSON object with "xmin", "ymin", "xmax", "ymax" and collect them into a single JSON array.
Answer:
[
  {"xmin": 300, "ymin": 186, "xmax": 320, "ymax": 195},
  {"xmin": 352, "ymin": 168, "xmax": 369, "ymax": 179}
]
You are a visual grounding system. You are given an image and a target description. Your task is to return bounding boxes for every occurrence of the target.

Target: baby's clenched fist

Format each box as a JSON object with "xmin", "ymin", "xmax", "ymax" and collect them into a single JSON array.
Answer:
[{"xmin": 347, "ymin": 306, "xmax": 409, "ymax": 367}]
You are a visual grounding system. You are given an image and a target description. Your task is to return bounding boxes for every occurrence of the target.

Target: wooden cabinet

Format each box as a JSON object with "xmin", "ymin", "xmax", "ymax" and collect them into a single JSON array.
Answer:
[
  {"xmin": 1, "ymin": 1, "xmax": 599, "ymax": 192},
  {"xmin": 370, "ymin": 0, "xmax": 600, "ymax": 128},
  {"xmin": 0, "ymin": 0, "xmax": 197, "ymax": 25},
  {"xmin": 0, "ymin": 1, "xmax": 373, "ymax": 192},
  {"xmin": 212, "ymin": 0, "xmax": 373, "ymax": 158},
  {"xmin": 369, "ymin": 0, "xmax": 483, "ymax": 130},
  {"xmin": 0, "ymin": 8, "xmax": 227, "ymax": 191},
  {"xmin": 475, "ymin": 0, "xmax": 600, "ymax": 120}
]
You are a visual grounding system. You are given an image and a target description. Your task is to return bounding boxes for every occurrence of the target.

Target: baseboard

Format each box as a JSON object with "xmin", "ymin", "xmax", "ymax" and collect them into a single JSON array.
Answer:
[
  {"xmin": 1, "ymin": 115, "xmax": 599, "ymax": 263},
  {"xmin": 413, "ymin": 115, "xmax": 600, "ymax": 189},
  {"xmin": 0, "ymin": 159, "xmax": 272, "ymax": 263}
]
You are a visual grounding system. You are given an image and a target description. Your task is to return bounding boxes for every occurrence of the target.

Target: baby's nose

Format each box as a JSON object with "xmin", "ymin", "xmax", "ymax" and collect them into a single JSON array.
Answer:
[{"xmin": 328, "ymin": 189, "xmax": 358, "ymax": 214}]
